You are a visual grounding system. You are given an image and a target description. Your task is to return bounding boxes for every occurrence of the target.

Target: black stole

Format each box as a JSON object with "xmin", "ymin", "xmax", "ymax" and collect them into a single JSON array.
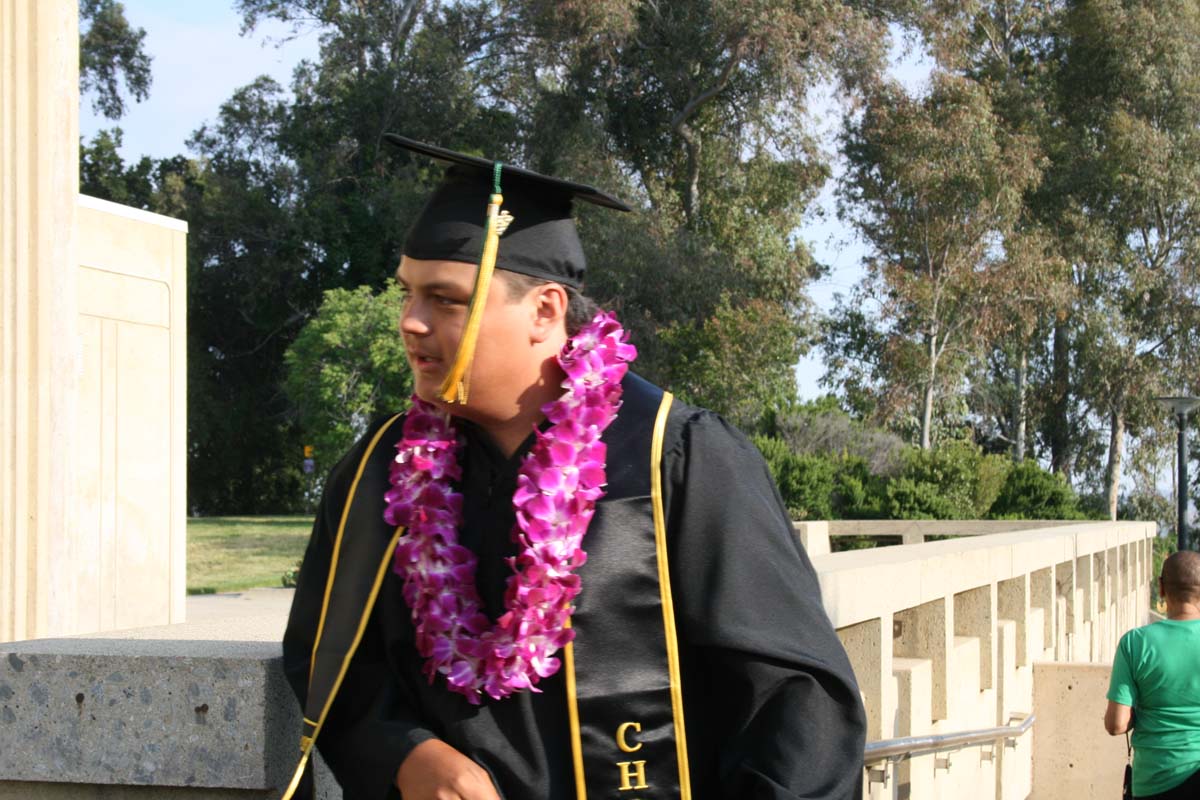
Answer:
[{"xmin": 565, "ymin": 374, "xmax": 690, "ymax": 799}]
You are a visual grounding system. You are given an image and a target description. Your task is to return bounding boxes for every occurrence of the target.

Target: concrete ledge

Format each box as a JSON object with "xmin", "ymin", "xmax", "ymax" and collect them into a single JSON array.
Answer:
[
  {"xmin": 0, "ymin": 616, "xmax": 295, "ymax": 791},
  {"xmin": 0, "ymin": 782, "xmax": 272, "ymax": 799},
  {"xmin": 0, "ymin": 611, "xmax": 345, "ymax": 799},
  {"xmin": 827, "ymin": 520, "xmax": 1085, "ymax": 537}
]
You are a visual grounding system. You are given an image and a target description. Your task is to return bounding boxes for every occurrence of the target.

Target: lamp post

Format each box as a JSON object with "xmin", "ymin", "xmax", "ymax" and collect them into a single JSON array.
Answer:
[{"xmin": 1156, "ymin": 396, "xmax": 1200, "ymax": 551}]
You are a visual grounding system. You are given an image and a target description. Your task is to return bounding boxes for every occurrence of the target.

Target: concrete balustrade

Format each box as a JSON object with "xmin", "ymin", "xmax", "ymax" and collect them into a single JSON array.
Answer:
[
  {"xmin": 800, "ymin": 520, "xmax": 1156, "ymax": 800},
  {"xmin": 0, "ymin": 521, "xmax": 1156, "ymax": 797}
]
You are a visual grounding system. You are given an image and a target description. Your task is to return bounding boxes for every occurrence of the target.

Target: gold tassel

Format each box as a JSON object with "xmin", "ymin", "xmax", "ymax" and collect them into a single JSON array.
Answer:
[{"xmin": 437, "ymin": 190, "xmax": 504, "ymax": 403}]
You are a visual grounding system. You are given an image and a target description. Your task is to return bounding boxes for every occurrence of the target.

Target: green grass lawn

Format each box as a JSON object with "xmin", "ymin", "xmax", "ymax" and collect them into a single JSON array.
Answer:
[{"xmin": 187, "ymin": 515, "xmax": 312, "ymax": 594}]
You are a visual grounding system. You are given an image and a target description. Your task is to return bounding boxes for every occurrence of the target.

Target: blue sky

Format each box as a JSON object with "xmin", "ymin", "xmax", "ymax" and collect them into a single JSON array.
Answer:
[{"xmin": 81, "ymin": 3, "xmax": 931, "ymax": 400}]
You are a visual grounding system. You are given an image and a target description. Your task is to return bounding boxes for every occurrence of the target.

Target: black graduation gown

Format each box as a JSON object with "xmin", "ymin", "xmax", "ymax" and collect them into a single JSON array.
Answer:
[{"xmin": 282, "ymin": 374, "xmax": 865, "ymax": 800}]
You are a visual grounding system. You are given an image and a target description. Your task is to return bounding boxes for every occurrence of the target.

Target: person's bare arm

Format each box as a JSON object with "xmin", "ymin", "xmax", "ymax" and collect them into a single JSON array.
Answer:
[
  {"xmin": 1105, "ymin": 700, "xmax": 1133, "ymax": 735},
  {"xmin": 395, "ymin": 739, "xmax": 502, "ymax": 800}
]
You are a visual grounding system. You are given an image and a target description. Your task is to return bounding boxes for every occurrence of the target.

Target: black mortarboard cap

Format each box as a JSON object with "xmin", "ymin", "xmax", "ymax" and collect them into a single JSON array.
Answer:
[
  {"xmin": 385, "ymin": 134, "xmax": 631, "ymax": 289},
  {"xmin": 384, "ymin": 134, "xmax": 631, "ymax": 404}
]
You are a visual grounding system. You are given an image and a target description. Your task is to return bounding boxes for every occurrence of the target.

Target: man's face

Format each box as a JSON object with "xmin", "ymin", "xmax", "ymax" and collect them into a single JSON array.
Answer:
[{"xmin": 395, "ymin": 257, "xmax": 542, "ymax": 417}]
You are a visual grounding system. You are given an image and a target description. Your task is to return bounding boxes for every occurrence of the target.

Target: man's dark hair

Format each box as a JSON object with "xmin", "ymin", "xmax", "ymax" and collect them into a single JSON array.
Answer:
[
  {"xmin": 1161, "ymin": 550, "xmax": 1200, "ymax": 604},
  {"xmin": 499, "ymin": 270, "xmax": 600, "ymax": 337}
]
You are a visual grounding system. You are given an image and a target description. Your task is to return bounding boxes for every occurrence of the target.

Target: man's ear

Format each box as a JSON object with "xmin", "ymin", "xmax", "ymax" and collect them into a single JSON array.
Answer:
[{"xmin": 529, "ymin": 282, "xmax": 569, "ymax": 343}]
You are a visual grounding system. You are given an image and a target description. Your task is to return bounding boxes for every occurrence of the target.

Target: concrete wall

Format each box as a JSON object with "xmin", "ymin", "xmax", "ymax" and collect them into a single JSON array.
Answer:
[
  {"xmin": 74, "ymin": 196, "xmax": 189, "ymax": 632},
  {"xmin": 1, "ymin": 0, "xmax": 188, "ymax": 643},
  {"xmin": 812, "ymin": 520, "xmax": 1154, "ymax": 800},
  {"xmin": 1030, "ymin": 662, "xmax": 1127, "ymax": 800},
  {"xmin": 0, "ymin": 193, "xmax": 188, "ymax": 643}
]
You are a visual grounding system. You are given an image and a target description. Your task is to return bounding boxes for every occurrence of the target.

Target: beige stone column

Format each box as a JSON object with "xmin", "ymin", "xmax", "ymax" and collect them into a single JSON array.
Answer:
[{"xmin": 1, "ymin": 0, "xmax": 80, "ymax": 642}]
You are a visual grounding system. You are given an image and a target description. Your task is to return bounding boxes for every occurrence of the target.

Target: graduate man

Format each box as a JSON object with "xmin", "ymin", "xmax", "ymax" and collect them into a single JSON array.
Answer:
[{"xmin": 281, "ymin": 135, "xmax": 866, "ymax": 800}]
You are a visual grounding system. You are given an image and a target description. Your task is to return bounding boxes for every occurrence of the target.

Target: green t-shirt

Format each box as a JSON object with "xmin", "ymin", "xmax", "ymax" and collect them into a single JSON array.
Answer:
[{"xmin": 1107, "ymin": 618, "xmax": 1200, "ymax": 796}]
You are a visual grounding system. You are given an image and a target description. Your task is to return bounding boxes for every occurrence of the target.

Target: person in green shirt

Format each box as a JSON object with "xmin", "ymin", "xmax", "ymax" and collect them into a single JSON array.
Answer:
[{"xmin": 1106, "ymin": 549, "xmax": 1200, "ymax": 799}]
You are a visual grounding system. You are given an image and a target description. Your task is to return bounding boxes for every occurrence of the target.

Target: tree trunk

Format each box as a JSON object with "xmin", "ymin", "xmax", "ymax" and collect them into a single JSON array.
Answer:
[
  {"xmin": 1050, "ymin": 312, "xmax": 1071, "ymax": 478},
  {"xmin": 680, "ymin": 133, "xmax": 701, "ymax": 226},
  {"xmin": 921, "ymin": 334, "xmax": 936, "ymax": 450},
  {"xmin": 1105, "ymin": 406, "xmax": 1125, "ymax": 521},
  {"xmin": 1013, "ymin": 348, "xmax": 1027, "ymax": 462}
]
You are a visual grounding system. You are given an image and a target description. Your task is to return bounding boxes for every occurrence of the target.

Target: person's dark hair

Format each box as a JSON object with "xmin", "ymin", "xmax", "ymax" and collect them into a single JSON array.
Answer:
[
  {"xmin": 1161, "ymin": 550, "xmax": 1200, "ymax": 604},
  {"xmin": 499, "ymin": 270, "xmax": 600, "ymax": 336}
]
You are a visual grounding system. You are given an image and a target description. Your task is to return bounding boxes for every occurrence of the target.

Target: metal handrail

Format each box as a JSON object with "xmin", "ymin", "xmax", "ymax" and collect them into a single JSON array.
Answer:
[{"xmin": 864, "ymin": 712, "xmax": 1035, "ymax": 765}]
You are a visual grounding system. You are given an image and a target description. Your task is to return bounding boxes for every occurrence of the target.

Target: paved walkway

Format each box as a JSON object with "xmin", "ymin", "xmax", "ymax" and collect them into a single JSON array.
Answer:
[{"xmin": 186, "ymin": 586, "xmax": 295, "ymax": 623}]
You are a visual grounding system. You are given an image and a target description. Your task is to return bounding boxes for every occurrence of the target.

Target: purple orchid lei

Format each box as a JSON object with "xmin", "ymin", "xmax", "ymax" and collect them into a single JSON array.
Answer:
[{"xmin": 383, "ymin": 311, "xmax": 637, "ymax": 704}]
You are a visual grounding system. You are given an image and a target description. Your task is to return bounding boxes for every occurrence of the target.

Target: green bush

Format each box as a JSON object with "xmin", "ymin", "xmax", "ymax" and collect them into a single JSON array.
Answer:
[
  {"xmin": 755, "ymin": 434, "xmax": 1090, "ymax": 526},
  {"xmin": 834, "ymin": 457, "xmax": 886, "ymax": 519},
  {"xmin": 753, "ymin": 435, "xmax": 836, "ymax": 519},
  {"xmin": 754, "ymin": 434, "xmax": 891, "ymax": 520},
  {"xmin": 884, "ymin": 440, "xmax": 1007, "ymax": 520},
  {"xmin": 988, "ymin": 460, "xmax": 1084, "ymax": 520},
  {"xmin": 883, "ymin": 476, "xmax": 961, "ymax": 519},
  {"xmin": 752, "ymin": 434, "xmax": 793, "ymax": 478},
  {"xmin": 282, "ymin": 560, "xmax": 302, "ymax": 588},
  {"xmin": 284, "ymin": 284, "xmax": 412, "ymax": 496},
  {"xmin": 974, "ymin": 453, "xmax": 1013, "ymax": 518}
]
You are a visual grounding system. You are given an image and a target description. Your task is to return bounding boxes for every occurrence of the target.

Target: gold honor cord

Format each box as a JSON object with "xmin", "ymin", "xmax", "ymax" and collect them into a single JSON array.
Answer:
[
  {"xmin": 438, "ymin": 162, "xmax": 505, "ymax": 404},
  {"xmin": 563, "ymin": 618, "xmax": 588, "ymax": 800},
  {"xmin": 308, "ymin": 413, "xmax": 405, "ymax": 684},
  {"xmin": 281, "ymin": 524, "xmax": 406, "ymax": 800},
  {"xmin": 282, "ymin": 412, "xmax": 402, "ymax": 800},
  {"xmin": 650, "ymin": 391, "xmax": 692, "ymax": 799}
]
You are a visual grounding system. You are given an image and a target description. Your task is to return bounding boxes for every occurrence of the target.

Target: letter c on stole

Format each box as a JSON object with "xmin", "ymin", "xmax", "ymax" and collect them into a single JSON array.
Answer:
[{"xmin": 616, "ymin": 721, "xmax": 643, "ymax": 753}]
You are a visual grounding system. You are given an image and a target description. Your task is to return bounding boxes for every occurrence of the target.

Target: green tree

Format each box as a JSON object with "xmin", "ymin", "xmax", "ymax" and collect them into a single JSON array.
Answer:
[
  {"xmin": 1049, "ymin": 0, "xmax": 1200, "ymax": 517},
  {"xmin": 284, "ymin": 284, "xmax": 412, "ymax": 481},
  {"xmin": 180, "ymin": 78, "xmax": 322, "ymax": 513},
  {"xmin": 79, "ymin": 127, "xmax": 156, "ymax": 206},
  {"xmin": 122, "ymin": 0, "xmax": 918, "ymax": 511},
  {"xmin": 965, "ymin": 228, "xmax": 1072, "ymax": 462},
  {"xmin": 916, "ymin": 3, "xmax": 1074, "ymax": 464},
  {"xmin": 462, "ymin": 0, "xmax": 924, "ymax": 426},
  {"xmin": 660, "ymin": 296, "xmax": 802, "ymax": 430},
  {"xmin": 831, "ymin": 72, "xmax": 1042, "ymax": 449},
  {"xmin": 79, "ymin": 0, "xmax": 152, "ymax": 119}
]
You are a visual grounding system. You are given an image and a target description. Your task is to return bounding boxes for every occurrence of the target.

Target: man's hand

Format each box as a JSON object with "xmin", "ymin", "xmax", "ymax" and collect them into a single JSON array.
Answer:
[{"xmin": 395, "ymin": 739, "xmax": 502, "ymax": 800}]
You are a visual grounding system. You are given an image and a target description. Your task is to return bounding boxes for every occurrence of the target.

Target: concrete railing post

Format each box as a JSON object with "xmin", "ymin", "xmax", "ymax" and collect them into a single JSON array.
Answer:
[
  {"xmin": 997, "ymin": 575, "xmax": 1029, "ymax": 668},
  {"xmin": 837, "ymin": 616, "xmax": 893, "ymax": 742},
  {"xmin": 1030, "ymin": 566, "xmax": 1054, "ymax": 660},
  {"xmin": 894, "ymin": 598, "xmax": 950, "ymax": 721},
  {"xmin": 954, "ymin": 585, "xmax": 995, "ymax": 691}
]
